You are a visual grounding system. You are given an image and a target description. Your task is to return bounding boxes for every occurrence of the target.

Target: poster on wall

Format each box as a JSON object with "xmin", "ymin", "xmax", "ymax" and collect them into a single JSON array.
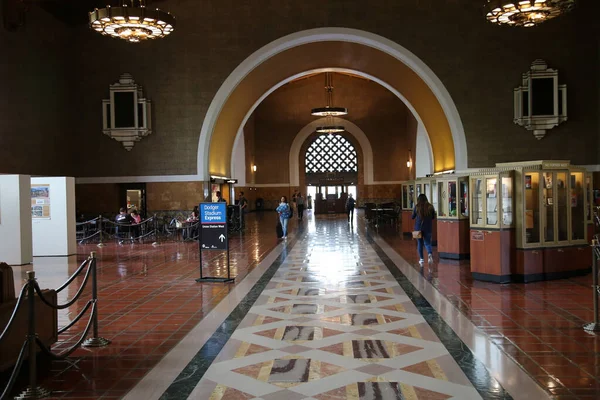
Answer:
[{"xmin": 31, "ymin": 184, "xmax": 51, "ymax": 219}]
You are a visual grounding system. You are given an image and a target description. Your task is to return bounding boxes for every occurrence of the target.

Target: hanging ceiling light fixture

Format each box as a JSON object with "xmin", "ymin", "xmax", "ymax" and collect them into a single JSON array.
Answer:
[
  {"xmin": 316, "ymin": 121, "xmax": 345, "ymax": 134},
  {"xmin": 484, "ymin": 0, "xmax": 576, "ymax": 27},
  {"xmin": 311, "ymin": 72, "xmax": 348, "ymax": 117},
  {"xmin": 89, "ymin": 0, "xmax": 175, "ymax": 43}
]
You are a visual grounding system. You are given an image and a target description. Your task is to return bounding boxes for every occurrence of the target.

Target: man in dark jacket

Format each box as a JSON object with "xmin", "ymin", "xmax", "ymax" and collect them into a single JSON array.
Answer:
[
  {"xmin": 115, "ymin": 207, "xmax": 133, "ymax": 244},
  {"xmin": 345, "ymin": 193, "xmax": 356, "ymax": 223}
]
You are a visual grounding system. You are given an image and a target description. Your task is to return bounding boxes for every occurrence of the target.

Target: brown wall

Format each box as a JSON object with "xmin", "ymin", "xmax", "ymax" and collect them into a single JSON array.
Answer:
[
  {"xmin": 0, "ymin": 6, "xmax": 74, "ymax": 176},
  {"xmin": 75, "ymin": 184, "xmax": 120, "ymax": 215},
  {"xmin": 1, "ymin": 0, "xmax": 598, "ymax": 178},
  {"xmin": 146, "ymin": 182, "xmax": 205, "ymax": 211}
]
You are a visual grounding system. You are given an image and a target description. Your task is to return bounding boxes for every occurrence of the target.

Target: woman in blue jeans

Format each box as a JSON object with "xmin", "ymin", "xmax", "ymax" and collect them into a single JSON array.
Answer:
[
  {"xmin": 412, "ymin": 194, "xmax": 436, "ymax": 265},
  {"xmin": 276, "ymin": 196, "xmax": 291, "ymax": 239}
]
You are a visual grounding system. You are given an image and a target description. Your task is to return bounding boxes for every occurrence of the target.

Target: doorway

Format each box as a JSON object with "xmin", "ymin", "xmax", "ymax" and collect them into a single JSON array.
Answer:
[{"xmin": 119, "ymin": 183, "xmax": 147, "ymax": 217}]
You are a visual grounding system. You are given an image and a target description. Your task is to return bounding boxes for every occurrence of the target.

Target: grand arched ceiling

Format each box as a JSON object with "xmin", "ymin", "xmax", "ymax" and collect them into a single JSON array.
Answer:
[{"xmin": 207, "ymin": 41, "xmax": 456, "ymax": 177}]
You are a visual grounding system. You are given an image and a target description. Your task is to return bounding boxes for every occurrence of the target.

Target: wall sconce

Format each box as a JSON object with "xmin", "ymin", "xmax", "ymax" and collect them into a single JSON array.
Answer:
[
  {"xmin": 406, "ymin": 150, "xmax": 413, "ymax": 169},
  {"xmin": 252, "ymin": 164, "xmax": 257, "ymax": 172}
]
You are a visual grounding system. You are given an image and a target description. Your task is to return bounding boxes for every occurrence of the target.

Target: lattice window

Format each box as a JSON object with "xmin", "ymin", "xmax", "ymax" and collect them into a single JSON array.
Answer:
[{"xmin": 305, "ymin": 134, "xmax": 358, "ymax": 173}]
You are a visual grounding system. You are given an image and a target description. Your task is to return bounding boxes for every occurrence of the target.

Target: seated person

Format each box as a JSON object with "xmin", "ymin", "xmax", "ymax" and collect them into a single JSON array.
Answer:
[
  {"xmin": 184, "ymin": 210, "xmax": 199, "ymax": 240},
  {"xmin": 115, "ymin": 207, "xmax": 133, "ymax": 242},
  {"xmin": 130, "ymin": 209, "xmax": 142, "ymax": 238}
]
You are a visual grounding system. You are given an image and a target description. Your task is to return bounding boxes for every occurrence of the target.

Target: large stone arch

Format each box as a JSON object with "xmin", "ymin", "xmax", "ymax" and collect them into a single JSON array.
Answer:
[{"xmin": 198, "ymin": 28, "xmax": 467, "ymax": 180}]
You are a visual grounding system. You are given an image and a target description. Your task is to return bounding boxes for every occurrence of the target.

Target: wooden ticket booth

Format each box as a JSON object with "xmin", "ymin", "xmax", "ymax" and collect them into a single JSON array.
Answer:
[
  {"xmin": 469, "ymin": 161, "xmax": 592, "ymax": 283},
  {"xmin": 436, "ymin": 174, "xmax": 470, "ymax": 259}
]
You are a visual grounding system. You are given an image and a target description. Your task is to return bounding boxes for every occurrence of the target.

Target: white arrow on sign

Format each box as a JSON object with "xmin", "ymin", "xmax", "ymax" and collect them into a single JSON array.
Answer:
[{"xmin": 219, "ymin": 234, "xmax": 225, "ymax": 242}]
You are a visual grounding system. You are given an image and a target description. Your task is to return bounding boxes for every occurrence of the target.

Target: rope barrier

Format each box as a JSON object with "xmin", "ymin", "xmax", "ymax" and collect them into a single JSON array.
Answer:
[
  {"xmin": 0, "ymin": 340, "xmax": 28, "ymax": 400},
  {"xmin": 74, "ymin": 213, "xmax": 237, "ymax": 245},
  {"xmin": 57, "ymin": 300, "xmax": 93, "ymax": 335},
  {"xmin": 0, "ymin": 252, "xmax": 110, "ymax": 399},
  {"xmin": 0, "ymin": 283, "xmax": 28, "ymax": 343},
  {"xmin": 55, "ymin": 258, "xmax": 90, "ymax": 293},
  {"xmin": 36, "ymin": 302, "xmax": 96, "ymax": 360},
  {"xmin": 33, "ymin": 264, "xmax": 91, "ymax": 310}
]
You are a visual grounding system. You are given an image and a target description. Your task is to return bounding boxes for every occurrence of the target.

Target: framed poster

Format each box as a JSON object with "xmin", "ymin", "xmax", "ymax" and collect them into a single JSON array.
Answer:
[
  {"xmin": 31, "ymin": 184, "xmax": 51, "ymax": 219},
  {"xmin": 525, "ymin": 175, "xmax": 532, "ymax": 189}
]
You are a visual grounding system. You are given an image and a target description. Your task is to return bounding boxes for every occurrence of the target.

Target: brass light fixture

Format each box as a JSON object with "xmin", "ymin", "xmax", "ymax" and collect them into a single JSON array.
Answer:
[
  {"xmin": 89, "ymin": 0, "xmax": 175, "ymax": 43},
  {"xmin": 311, "ymin": 72, "xmax": 348, "ymax": 117},
  {"xmin": 484, "ymin": 0, "xmax": 576, "ymax": 27},
  {"xmin": 406, "ymin": 150, "xmax": 413, "ymax": 169},
  {"xmin": 316, "ymin": 124, "xmax": 346, "ymax": 133}
]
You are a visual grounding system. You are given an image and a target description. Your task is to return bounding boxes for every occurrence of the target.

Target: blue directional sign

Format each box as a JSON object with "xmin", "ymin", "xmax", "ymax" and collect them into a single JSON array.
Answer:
[
  {"xmin": 199, "ymin": 202, "xmax": 228, "ymax": 250},
  {"xmin": 200, "ymin": 202, "xmax": 227, "ymax": 224}
]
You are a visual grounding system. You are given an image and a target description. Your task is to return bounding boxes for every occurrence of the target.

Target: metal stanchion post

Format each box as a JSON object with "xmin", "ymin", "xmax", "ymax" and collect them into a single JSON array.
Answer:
[
  {"xmin": 97, "ymin": 215, "xmax": 105, "ymax": 248},
  {"xmin": 152, "ymin": 214, "xmax": 160, "ymax": 247},
  {"xmin": 584, "ymin": 238, "xmax": 600, "ymax": 332},
  {"xmin": 82, "ymin": 252, "xmax": 111, "ymax": 347},
  {"xmin": 16, "ymin": 271, "xmax": 51, "ymax": 400}
]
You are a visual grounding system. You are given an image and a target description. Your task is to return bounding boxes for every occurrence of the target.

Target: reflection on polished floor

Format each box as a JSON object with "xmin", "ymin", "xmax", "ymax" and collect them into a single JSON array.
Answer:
[{"xmin": 4, "ymin": 211, "xmax": 599, "ymax": 399}]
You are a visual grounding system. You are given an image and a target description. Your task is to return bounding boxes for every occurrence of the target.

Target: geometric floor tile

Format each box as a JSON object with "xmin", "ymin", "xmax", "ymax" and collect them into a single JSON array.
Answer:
[
  {"xmin": 291, "ymin": 304, "xmax": 318, "ymax": 314},
  {"xmin": 282, "ymin": 326, "xmax": 316, "ymax": 341},
  {"xmin": 188, "ymin": 219, "xmax": 495, "ymax": 400},
  {"xmin": 269, "ymin": 359, "xmax": 311, "ymax": 382},
  {"xmin": 355, "ymin": 364, "xmax": 396, "ymax": 376},
  {"xmin": 357, "ymin": 382, "xmax": 402, "ymax": 400},
  {"xmin": 352, "ymin": 340, "xmax": 391, "ymax": 359},
  {"xmin": 279, "ymin": 344, "xmax": 312, "ymax": 354}
]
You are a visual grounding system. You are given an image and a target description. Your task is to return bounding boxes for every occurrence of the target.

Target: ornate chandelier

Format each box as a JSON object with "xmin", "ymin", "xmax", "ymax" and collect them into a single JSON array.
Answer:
[
  {"xmin": 311, "ymin": 72, "xmax": 348, "ymax": 117},
  {"xmin": 484, "ymin": 0, "xmax": 576, "ymax": 27},
  {"xmin": 89, "ymin": 0, "xmax": 175, "ymax": 43}
]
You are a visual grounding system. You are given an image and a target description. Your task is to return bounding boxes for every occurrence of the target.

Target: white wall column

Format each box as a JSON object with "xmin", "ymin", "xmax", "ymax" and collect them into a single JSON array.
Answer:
[
  {"xmin": 31, "ymin": 177, "xmax": 77, "ymax": 257},
  {"xmin": 416, "ymin": 122, "xmax": 434, "ymax": 177},
  {"xmin": 0, "ymin": 175, "xmax": 33, "ymax": 265}
]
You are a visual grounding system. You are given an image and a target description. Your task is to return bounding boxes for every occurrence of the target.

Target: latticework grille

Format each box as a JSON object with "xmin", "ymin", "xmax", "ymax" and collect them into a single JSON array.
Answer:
[{"xmin": 305, "ymin": 134, "xmax": 358, "ymax": 173}]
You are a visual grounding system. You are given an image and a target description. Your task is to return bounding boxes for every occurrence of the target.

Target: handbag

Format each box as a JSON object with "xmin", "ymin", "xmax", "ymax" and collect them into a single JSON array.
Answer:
[{"xmin": 412, "ymin": 220, "xmax": 423, "ymax": 239}]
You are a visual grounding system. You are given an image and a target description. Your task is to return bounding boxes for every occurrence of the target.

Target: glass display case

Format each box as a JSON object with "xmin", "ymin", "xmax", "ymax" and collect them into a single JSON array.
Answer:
[
  {"xmin": 401, "ymin": 181, "xmax": 415, "ymax": 211},
  {"xmin": 436, "ymin": 175, "xmax": 469, "ymax": 219},
  {"xmin": 585, "ymin": 173, "xmax": 595, "ymax": 242},
  {"xmin": 414, "ymin": 177, "xmax": 437, "ymax": 207},
  {"xmin": 469, "ymin": 170, "xmax": 514, "ymax": 230},
  {"xmin": 469, "ymin": 161, "xmax": 591, "ymax": 283},
  {"xmin": 435, "ymin": 174, "xmax": 470, "ymax": 259},
  {"xmin": 511, "ymin": 162, "xmax": 588, "ymax": 247}
]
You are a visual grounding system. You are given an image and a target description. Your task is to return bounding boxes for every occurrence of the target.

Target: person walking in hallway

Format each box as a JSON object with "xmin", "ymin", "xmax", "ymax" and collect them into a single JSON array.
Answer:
[
  {"xmin": 276, "ymin": 196, "xmax": 291, "ymax": 239},
  {"xmin": 412, "ymin": 193, "xmax": 436, "ymax": 265},
  {"xmin": 345, "ymin": 193, "xmax": 356, "ymax": 223},
  {"xmin": 238, "ymin": 191, "xmax": 248, "ymax": 228},
  {"xmin": 296, "ymin": 193, "xmax": 305, "ymax": 221}
]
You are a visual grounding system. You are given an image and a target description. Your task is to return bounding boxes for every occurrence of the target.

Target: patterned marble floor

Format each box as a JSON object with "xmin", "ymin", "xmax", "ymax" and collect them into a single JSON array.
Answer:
[{"xmin": 140, "ymin": 217, "xmax": 520, "ymax": 400}]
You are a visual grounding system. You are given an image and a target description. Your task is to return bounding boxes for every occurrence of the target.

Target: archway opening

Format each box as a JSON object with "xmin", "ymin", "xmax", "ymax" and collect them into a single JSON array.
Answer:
[
  {"xmin": 198, "ymin": 28, "xmax": 466, "ymax": 180},
  {"xmin": 304, "ymin": 133, "xmax": 358, "ymax": 214}
]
